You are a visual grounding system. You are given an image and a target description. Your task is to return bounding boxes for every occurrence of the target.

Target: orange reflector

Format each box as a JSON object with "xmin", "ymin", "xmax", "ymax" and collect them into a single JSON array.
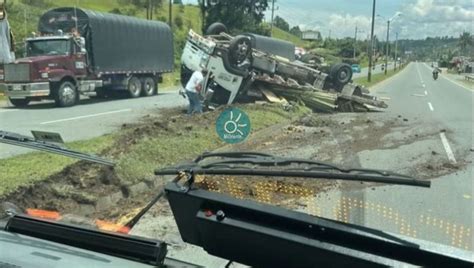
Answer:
[
  {"xmin": 26, "ymin": 209, "xmax": 61, "ymax": 220},
  {"xmin": 95, "ymin": 220, "xmax": 130, "ymax": 234}
]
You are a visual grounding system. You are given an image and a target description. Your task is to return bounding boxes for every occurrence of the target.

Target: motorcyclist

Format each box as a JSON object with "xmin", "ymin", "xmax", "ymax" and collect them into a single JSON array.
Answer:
[{"xmin": 432, "ymin": 66, "xmax": 440, "ymax": 80}]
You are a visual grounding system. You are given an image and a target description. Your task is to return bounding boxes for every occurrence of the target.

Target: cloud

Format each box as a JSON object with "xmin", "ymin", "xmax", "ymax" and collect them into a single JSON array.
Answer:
[{"xmin": 404, "ymin": 0, "xmax": 474, "ymax": 22}]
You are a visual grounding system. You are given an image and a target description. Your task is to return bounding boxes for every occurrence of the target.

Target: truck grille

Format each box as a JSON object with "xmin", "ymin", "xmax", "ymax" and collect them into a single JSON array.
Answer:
[{"xmin": 4, "ymin": 64, "xmax": 30, "ymax": 82}]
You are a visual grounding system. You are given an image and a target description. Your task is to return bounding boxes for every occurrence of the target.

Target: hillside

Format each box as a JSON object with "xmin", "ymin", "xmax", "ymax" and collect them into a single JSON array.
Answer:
[{"xmin": 272, "ymin": 27, "xmax": 307, "ymax": 47}]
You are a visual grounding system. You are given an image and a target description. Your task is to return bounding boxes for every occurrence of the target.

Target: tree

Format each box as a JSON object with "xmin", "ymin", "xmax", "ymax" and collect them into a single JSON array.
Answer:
[
  {"xmin": 273, "ymin": 15, "xmax": 289, "ymax": 32},
  {"xmin": 118, "ymin": 0, "xmax": 163, "ymax": 19},
  {"xmin": 289, "ymin": 26, "xmax": 301, "ymax": 38},
  {"xmin": 459, "ymin": 31, "xmax": 472, "ymax": 56},
  {"xmin": 198, "ymin": 0, "xmax": 269, "ymax": 35}
]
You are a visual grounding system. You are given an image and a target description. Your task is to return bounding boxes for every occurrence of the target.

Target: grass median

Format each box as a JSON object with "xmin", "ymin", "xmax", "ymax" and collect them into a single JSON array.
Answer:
[
  {"xmin": 0, "ymin": 103, "xmax": 310, "ymax": 197},
  {"xmin": 353, "ymin": 64, "xmax": 407, "ymax": 88}
]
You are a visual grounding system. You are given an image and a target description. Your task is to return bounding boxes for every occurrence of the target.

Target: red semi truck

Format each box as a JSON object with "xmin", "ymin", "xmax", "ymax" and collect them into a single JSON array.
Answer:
[{"xmin": 0, "ymin": 7, "xmax": 173, "ymax": 107}]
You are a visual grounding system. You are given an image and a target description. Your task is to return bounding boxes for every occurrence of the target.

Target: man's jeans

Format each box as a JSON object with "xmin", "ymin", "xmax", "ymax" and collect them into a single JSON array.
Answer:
[{"xmin": 185, "ymin": 91, "xmax": 202, "ymax": 114}]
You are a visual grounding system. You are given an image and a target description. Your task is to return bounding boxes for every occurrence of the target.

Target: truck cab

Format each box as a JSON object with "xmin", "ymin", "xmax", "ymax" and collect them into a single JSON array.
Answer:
[{"xmin": 3, "ymin": 34, "xmax": 97, "ymax": 107}]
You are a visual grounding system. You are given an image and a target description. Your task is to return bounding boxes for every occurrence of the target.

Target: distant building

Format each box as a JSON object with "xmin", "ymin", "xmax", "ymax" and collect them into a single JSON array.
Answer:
[{"xmin": 301, "ymin": 30, "xmax": 321, "ymax": 41}]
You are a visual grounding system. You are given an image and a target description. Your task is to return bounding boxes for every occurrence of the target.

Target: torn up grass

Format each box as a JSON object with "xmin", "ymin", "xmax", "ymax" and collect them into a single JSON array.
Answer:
[
  {"xmin": 115, "ymin": 104, "xmax": 310, "ymax": 184},
  {"xmin": 0, "ymin": 134, "xmax": 115, "ymax": 196},
  {"xmin": 0, "ymin": 104, "xmax": 310, "ymax": 197}
]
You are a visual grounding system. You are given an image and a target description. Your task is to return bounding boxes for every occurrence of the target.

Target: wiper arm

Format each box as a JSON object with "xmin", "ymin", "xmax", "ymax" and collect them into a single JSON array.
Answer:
[
  {"xmin": 156, "ymin": 151, "xmax": 430, "ymax": 188},
  {"xmin": 0, "ymin": 130, "xmax": 115, "ymax": 166}
]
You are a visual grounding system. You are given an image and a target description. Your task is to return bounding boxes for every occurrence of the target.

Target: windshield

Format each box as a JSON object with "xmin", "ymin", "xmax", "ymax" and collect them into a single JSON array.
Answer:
[
  {"xmin": 26, "ymin": 39, "xmax": 71, "ymax": 57},
  {"xmin": 0, "ymin": 0, "xmax": 472, "ymax": 267}
]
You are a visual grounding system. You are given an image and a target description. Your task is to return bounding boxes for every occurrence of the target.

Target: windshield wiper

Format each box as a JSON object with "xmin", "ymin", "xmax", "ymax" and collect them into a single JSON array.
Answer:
[
  {"xmin": 155, "ymin": 151, "xmax": 430, "ymax": 188},
  {"xmin": 0, "ymin": 130, "xmax": 114, "ymax": 166}
]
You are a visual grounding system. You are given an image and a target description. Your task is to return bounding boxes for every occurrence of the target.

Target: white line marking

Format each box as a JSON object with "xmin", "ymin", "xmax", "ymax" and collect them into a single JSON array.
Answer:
[
  {"xmin": 0, "ymin": 109, "xmax": 19, "ymax": 113},
  {"xmin": 411, "ymin": 94, "xmax": 426, "ymax": 97},
  {"xmin": 428, "ymin": 102, "xmax": 434, "ymax": 111},
  {"xmin": 439, "ymin": 132, "xmax": 457, "ymax": 163},
  {"xmin": 416, "ymin": 63, "xmax": 424, "ymax": 84},
  {"xmin": 424, "ymin": 90, "xmax": 428, "ymax": 95},
  {"xmin": 40, "ymin": 109, "xmax": 132, "ymax": 125}
]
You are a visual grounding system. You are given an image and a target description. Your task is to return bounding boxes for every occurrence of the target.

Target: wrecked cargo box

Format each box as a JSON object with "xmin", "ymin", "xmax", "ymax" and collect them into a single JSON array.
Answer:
[{"xmin": 180, "ymin": 23, "xmax": 387, "ymax": 112}]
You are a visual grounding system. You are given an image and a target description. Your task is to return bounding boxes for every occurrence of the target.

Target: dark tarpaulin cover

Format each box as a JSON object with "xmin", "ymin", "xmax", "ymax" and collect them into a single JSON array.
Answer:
[
  {"xmin": 244, "ymin": 33, "xmax": 295, "ymax": 61},
  {"xmin": 38, "ymin": 7, "xmax": 173, "ymax": 74}
]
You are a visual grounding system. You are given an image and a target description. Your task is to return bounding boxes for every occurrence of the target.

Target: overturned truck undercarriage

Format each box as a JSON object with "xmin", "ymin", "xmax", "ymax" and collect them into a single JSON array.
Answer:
[{"xmin": 181, "ymin": 23, "xmax": 387, "ymax": 113}]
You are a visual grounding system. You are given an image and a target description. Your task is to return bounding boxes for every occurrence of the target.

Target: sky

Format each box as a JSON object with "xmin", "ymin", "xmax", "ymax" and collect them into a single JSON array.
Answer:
[{"xmin": 183, "ymin": 0, "xmax": 473, "ymax": 40}]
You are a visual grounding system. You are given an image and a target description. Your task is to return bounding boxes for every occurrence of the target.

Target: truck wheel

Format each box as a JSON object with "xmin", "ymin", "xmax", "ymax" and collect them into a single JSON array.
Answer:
[
  {"xmin": 128, "ymin": 76, "xmax": 141, "ymax": 98},
  {"xmin": 330, "ymin": 63, "xmax": 353, "ymax": 86},
  {"xmin": 141, "ymin": 77, "xmax": 156, "ymax": 96},
  {"xmin": 55, "ymin": 81, "xmax": 78, "ymax": 107},
  {"xmin": 228, "ymin": 35, "xmax": 252, "ymax": 66},
  {"xmin": 9, "ymin": 98, "xmax": 30, "ymax": 107},
  {"xmin": 205, "ymin": 22, "xmax": 228, "ymax": 35}
]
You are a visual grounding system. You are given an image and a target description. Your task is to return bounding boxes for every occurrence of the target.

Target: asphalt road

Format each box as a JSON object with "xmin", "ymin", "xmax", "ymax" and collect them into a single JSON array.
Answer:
[
  {"xmin": 0, "ymin": 88, "xmax": 186, "ymax": 158},
  {"xmin": 314, "ymin": 62, "xmax": 473, "ymax": 252}
]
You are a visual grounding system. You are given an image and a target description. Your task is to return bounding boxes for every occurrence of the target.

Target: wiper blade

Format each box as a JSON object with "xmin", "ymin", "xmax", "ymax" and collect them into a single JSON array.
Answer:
[
  {"xmin": 156, "ymin": 151, "xmax": 430, "ymax": 188},
  {"xmin": 0, "ymin": 131, "xmax": 115, "ymax": 166}
]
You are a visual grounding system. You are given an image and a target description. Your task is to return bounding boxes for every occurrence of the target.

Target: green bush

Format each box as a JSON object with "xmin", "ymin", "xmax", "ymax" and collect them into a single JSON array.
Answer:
[{"xmin": 174, "ymin": 15, "xmax": 183, "ymax": 29}]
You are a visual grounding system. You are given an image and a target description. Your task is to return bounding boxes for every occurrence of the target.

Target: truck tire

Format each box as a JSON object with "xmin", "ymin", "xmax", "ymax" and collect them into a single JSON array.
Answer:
[
  {"xmin": 9, "ymin": 98, "xmax": 30, "ymax": 107},
  {"xmin": 128, "ymin": 76, "xmax": 141, "ymax": 98},
  {"xmin": 141, "ymin": 77, "xmax": 156, "ymax": 96},
  {"xmin": 205, "ymin": 22, "xmax": 228, "ymax": 35},
  {"xmin": 228, "ymin": 35, "xmax": 252, "ymax": 66},
  {"xmin": 55, "ymin": 81, "xmax": 78, "ymax": 107},
  {"xmin": 330, "ymin": 63, "xmax": 353, "ymax": 86}
]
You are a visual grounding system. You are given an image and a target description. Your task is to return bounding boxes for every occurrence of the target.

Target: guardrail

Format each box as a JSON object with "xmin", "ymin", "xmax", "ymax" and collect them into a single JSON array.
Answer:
[{"xmin": 465, "ymin": 74, "xmax": 474, "ymax": 82}]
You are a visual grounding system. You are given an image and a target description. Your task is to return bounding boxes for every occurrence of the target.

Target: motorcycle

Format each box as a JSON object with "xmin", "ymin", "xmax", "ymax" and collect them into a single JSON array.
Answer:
[{"xmin": 433, "ymin": 71, "xmax": 439, "ymax": 80}]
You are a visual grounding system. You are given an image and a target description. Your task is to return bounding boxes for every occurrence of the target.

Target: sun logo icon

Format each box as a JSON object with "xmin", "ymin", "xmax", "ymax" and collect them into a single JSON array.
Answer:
[{"xmin": 216, "ymin": 108, "xmax": 251, "ymax": 144}]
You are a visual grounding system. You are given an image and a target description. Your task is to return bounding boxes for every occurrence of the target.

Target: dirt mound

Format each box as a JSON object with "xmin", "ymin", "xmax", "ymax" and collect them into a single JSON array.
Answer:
[{"xmin": 0, "ymin": 161, "xmax": 124, "ymax": 215}]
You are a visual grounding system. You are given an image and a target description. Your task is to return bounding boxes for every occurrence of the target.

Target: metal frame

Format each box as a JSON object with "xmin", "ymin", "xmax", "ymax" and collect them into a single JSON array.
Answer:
[{"xmin": 165, "ymin": 181, "xmax": 473, "ymax": 268}]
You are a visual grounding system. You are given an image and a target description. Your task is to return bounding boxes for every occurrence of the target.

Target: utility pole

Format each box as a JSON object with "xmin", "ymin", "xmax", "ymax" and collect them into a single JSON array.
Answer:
[
  {"xmin": 328, "ymin": 29, "xmax": 331, "ymax": 39},
  {"xmin": 353, "ymin": 26, "xmax": 364, "ymax": 60},
  {"xmin": 394, "ymin": 32, "xmax": 398, "ymax": 70},
  {"xmin": 353, "ymin": 25, "xmax": 358, "ymax": 59},
  {"xmin": 169, "ymin": 0, "xmax": 172, "ymax": 28},
  {"xmin": 368, "ymin": 0, "xmax": 376, "ymax": 82},
  {"xmin": 270, "ymin": 0, "xmax": 275, "ymax": 37},
  {"xmin": 384, "ymin": 19, "xmax": 390, "ymax": 75}
]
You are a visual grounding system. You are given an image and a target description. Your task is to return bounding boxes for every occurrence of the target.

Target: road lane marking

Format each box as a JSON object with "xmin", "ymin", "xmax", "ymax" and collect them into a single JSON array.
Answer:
[
  {"xmin": 424, "ymin": 90, "xmax": 428, "ymax": 95},
  {"xmin": 0, "ymin": 109, "xmax": 19, "ymax": 113},
  {"xmin": 439, "ymin": 132, "xmax": 457, "ymax": 163},
  {"xmin": 40, "ymin": 109, "xmax": 132, "ymax": 125},
  {"xmin": 422, "ymin": 84, "xmax": 426, "ymax": 88},
  {"xmin": 416, "ymin": 63, "xmax": 424, "ymax": 84},
  {"xmin": 411, "ymin": 94, "xmax": 426, "ymax": 97},
  {"xmin": 428, "ymin": 102, "xmax": 434, "ymax": 111}
]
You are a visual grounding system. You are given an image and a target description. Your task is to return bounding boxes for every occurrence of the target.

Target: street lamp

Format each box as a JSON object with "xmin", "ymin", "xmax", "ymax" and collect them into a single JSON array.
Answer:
[{"xmin": 379, "ymin": 12, "xmax": 402, "ymax": 75}]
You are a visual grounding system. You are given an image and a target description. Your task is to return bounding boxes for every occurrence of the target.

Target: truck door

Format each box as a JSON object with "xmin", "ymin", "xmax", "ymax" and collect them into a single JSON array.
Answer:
[{"xmin": 71, "ymin": 40, "xmax": 87, "ymax": 78}]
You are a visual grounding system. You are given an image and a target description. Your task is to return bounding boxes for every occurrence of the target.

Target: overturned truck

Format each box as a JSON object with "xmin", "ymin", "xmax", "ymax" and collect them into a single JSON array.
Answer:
[{"xmin": 181, "ymin": 23, "xmax": 387, "ymax": 112}]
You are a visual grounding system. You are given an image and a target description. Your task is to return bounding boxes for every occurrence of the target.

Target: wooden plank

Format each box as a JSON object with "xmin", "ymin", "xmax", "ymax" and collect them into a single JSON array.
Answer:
[{"xmin": 261, "ymin": 88, "xmax": 286, "ymax": 103}]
